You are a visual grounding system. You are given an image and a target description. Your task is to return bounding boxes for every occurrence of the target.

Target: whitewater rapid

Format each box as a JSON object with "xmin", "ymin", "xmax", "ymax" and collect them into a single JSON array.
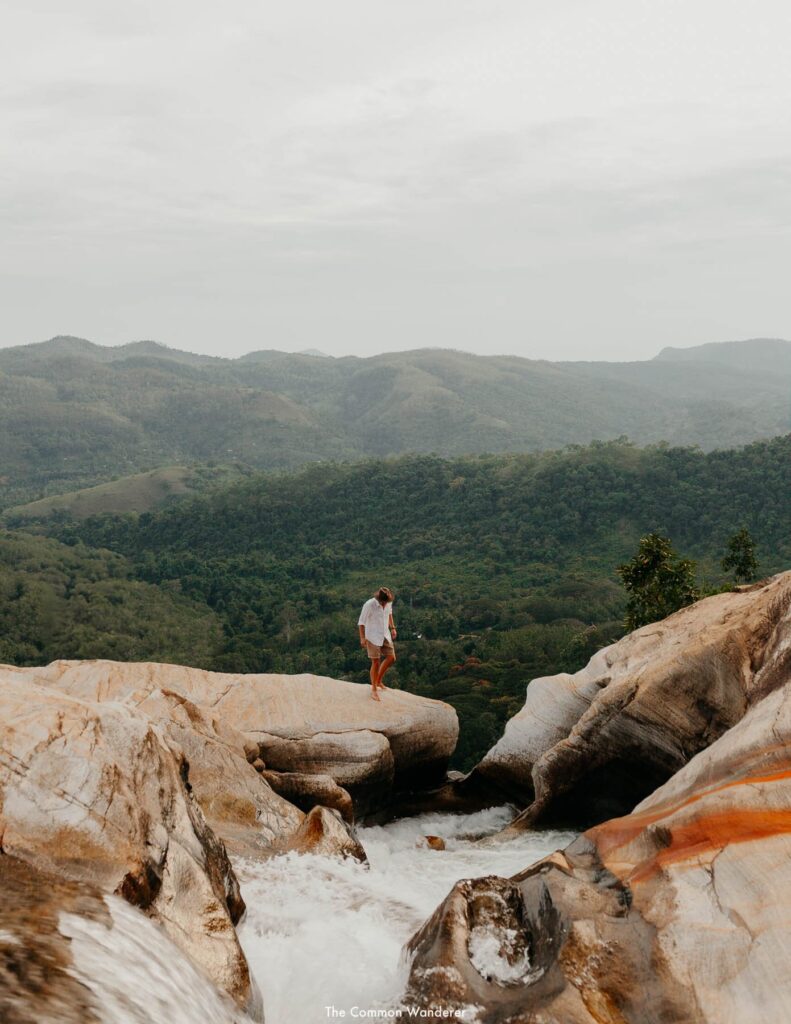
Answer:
[
  {"xmin": 62, "ymin": 806, "xmax": 573, "ymax": 1024},
  {"xmin": 236, "ymin": 806, "xmax": 575, "ymax": 1024}
]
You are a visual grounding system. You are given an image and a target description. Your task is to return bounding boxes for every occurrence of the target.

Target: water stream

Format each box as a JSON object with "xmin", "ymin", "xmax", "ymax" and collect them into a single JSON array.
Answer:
[
  {"xmin": 63, "ymin": 806, "xmax": 574, "ymax": 1024},
  {"xmin": 237, "ymin": 807, "xmax": 575, "ymax": 1024}
]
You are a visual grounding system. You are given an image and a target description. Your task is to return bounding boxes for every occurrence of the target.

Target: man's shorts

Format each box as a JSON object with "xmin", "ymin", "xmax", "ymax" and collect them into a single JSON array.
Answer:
[{"xmin": 366, "ymin": 639, "xmax": 396, "ymax": 661}]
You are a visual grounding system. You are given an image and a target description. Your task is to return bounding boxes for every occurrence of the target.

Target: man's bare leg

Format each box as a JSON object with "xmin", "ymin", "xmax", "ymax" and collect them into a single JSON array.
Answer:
[
  {"xmin": 369, "ymin": 658, "xmax": 382, "ymax": 700},
  {"xmin": 377, "ymin": 655, "xmax": 396, "ymax": 689}
]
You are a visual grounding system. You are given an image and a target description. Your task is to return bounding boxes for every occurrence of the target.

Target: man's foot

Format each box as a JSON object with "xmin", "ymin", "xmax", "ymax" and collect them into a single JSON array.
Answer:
[{"xmin": 371, "ymin": 689, "xmax": 381, "ymax": 701}]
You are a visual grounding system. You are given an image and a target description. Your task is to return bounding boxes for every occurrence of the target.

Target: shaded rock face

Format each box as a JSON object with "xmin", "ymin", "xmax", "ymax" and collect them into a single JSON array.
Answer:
[
  {"xmin": 22, "ymin": 661, "xmax": 458, "ymax": 819},
  {"xmin": 261, "ymin": 770, "xmax": 355, "ymax": 823},
  {"xmin": 0, "ymin": 676, "xmax": 254, "ymax": 1010},
  {"xmin": 472, "ymin": 572, "xmax": 791, "ymax": 827},
  {"xmin": 407, "ymin": 676, "xmax": 791, "ymax": 1023}
]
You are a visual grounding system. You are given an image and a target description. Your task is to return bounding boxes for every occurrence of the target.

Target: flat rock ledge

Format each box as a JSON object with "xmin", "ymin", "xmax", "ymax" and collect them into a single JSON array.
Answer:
[
  {"xmin": 19, "ymin": 660, "xmax": 459, "ymax": 819},
  {"xmin": 405, "ymin": 673, "xmax": 791, "ymax": 1023}
]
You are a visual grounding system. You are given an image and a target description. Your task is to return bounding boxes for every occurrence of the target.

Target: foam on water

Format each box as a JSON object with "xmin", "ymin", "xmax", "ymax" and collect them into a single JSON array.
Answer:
[
  {"xmin": 56, "ymin": 808, "xmax": 573, "ymax": 1024},
  {"xmin": 236, "ymin": 806, "xmax": 575, "ymax": 1024}
]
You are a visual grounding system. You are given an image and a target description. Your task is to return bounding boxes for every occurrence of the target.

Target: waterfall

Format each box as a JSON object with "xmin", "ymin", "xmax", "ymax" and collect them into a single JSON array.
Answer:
[
  {"xmin": 237, "ymin": 807, "xmax": 574, "ymax": 1024},
  {"xmin": 59, "ymin": 807, "xmax": 573, "ymax": 1024},
  {"xmin": 61, "ymin": 896, "xmax": 249, "ymax": 1024}
]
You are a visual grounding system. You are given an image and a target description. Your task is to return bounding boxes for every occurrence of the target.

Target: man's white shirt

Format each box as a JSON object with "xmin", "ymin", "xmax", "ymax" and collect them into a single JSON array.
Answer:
[{"xmin": 358, "ymin": 598, "xmax": 393, "ymax": 646}]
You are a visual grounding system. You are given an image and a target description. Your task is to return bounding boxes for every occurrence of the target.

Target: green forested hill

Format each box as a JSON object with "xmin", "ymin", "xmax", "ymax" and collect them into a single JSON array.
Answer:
[
  {"xmin": 9, "ymin": 435, "xmax": 789, "ymax": 768},
  {"xmin": 58, "ymin": 435, "xmax": 791, "ymax": 572},
  {"xmin": 0, "ymin": 531, "xmax": 220, "ymax": 667},
  {"xmin": 1, "ymin": 335, "xmax": 789, "ymax": 508},
  {"xmin": 6, "ymin": 464, "xmax": 251, "ymax": 521}
]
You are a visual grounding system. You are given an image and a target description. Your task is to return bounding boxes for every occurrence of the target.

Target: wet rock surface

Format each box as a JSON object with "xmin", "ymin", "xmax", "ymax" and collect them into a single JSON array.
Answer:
[
  {"xmin": 283, "ymin": 806, "xmax": 368, "ymax": 863},
  {"xmin": 0, "ymin": 856, "xmax": 104, "ymax": 1024},
  {"xmin": 0, "ymin": 673, "xmax": 254, "ymax": 1009},
  {"xmin": 407, "ymin": 673, "xmax": 791, "ymax": 1023}
]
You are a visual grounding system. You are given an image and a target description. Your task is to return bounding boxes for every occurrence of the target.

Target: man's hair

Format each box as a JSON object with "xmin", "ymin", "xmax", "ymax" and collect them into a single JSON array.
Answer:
[{"xmin": 376, "ymin": 587, "xmax": 394, "ymax": 603}]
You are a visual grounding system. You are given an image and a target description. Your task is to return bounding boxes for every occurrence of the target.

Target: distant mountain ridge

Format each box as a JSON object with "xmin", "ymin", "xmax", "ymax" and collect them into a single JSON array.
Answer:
[
  {"xmin": 654, "ymin": 337, "xmax": 791, "ymax": 373},
  {"xmin": 8, "ymin": 333, "xmax": 790, "ymax": 366},
  {"xmin": 2, "ymin": 335, "xmax": 226, "ymax": 366},
  {"xmin": 1, "ymin": 335, "xmax": 789, "ymax": 509}
]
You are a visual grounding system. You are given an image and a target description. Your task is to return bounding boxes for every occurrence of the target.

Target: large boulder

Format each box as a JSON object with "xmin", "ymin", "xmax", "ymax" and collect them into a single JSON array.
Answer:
[
  {"xmin": 471, "ymin": 572, "xmax": 791, "ymax": 826},
  {"xmin": 202, "ymin": 670, "xmax": 457, "ymax": 813},
  {"xmin": 21, "ymin": 660, "xmax": 459, "ymax": 818},
  {"xmin": 405, "ymin": 675, "xmax": 791, "ymax": 1023},
  {"xmin": 7, "ymin": 661, "xmax": 304, "ymax": 853},
  {"xmin": 0, "ymin": 674, "xmax": 256, "ymax": 1012}
]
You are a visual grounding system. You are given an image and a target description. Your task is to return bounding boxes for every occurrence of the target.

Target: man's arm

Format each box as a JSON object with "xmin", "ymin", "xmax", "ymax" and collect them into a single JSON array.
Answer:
[
  {"xmin": 388, "ymin": 610, "xmax": 397, "ymax": 639},
  {"xmin": 358, "ymin": 602, "xmax": 369, "ymax": 646}
]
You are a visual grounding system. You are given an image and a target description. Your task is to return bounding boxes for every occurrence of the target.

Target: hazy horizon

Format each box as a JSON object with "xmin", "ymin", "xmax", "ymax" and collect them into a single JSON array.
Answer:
[
  {"xmin": 5, "ymin": 332, "xmax": 790, "ymax": 365},
  {"xmin": 3, "ymin": 1, "xmax": 791, "ymax": 360}
]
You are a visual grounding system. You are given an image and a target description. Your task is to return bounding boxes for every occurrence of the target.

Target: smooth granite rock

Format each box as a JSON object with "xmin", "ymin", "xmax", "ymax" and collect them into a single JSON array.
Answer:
[
  {"xmin": 406, "ymin": 675, "xmax": 791, "ymax": 1023},
  {"xmin": 19, "ymin": 660, "xmax": 458, "ymax": 818},
  {"xmin": 0, "ymin": 674, "xmax": 255, "ymax": 1012},
  {"xmin": 472, "ymin": 572, "xmax": 791, "ymax": 826},
  {"xmin": 284, "ymin": 806, "xmax": 368, "ymax": 863}
]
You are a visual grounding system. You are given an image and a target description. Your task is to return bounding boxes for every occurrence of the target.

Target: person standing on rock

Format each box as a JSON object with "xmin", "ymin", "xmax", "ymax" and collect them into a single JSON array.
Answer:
[{"xmin": 358, "ymin": 587, "xmax": 397, "ymax": 701}]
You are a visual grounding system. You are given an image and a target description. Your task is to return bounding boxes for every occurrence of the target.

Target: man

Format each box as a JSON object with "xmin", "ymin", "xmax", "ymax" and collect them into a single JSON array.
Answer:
[{"xmin": 357, "ymin": 587, "xmax": 397, "ymax": 701}]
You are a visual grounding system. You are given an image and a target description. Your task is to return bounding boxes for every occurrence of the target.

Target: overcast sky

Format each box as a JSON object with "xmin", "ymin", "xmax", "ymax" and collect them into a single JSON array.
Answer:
[{"xmin": 2, "ymin": 0, "xmax": 790, "ymax": 360}]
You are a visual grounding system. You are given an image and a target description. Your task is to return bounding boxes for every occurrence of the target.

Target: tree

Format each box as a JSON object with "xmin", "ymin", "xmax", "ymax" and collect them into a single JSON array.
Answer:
[
  {"xmin": 722, "ymin": 527, "xmax": 759, "ymax": 584},
  {"xmin": 617, "ymin": 533, "xmax": 699, "ymax": 631},
  {"xmin": 279, "ymin": 602, "xmax": 300, "ymax": 644}
]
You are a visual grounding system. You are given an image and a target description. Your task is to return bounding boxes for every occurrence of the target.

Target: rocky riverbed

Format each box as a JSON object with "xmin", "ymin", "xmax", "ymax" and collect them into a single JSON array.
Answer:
[{"xmin": 3, "ymin": 571, "xmax": 791, "ymax": 1023}]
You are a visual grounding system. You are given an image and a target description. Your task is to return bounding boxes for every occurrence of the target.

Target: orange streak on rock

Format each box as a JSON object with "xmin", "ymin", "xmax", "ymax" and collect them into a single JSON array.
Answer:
[
  {"xmin": 590, "ymin": 766, "xmax": 791, "ymax": 870},
  {"xmin": 627, "ymin": 808, "xmax": 791, "ymax": 883}
]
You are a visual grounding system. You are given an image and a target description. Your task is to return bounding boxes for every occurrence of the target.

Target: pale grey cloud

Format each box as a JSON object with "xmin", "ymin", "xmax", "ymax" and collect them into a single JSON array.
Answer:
[{"xmin": 1, "ymin": 0, "xmax": 790, "ymax": 358}]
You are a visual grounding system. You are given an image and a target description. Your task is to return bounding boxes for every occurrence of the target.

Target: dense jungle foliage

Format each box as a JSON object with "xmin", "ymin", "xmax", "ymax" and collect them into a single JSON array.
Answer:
[
  {"xmin": 0, "ymin": 531, "xmax": 220, "ymax": 668},
  {"xmin": 5, "ymin": 435, "xmax": 788, "ymax": 769}
]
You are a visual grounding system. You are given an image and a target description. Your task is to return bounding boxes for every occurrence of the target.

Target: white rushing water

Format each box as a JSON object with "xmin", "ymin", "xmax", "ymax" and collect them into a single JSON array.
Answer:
[
  {"xmin": 61, "ymin": 896, "xmax": 249, "ymax": 1024},
  {"xmin": 60, "ymin": 807, "xmax": 573, "ymax": 1024},
  {"xmin": 237, "ymin": 806, "xmax": 575, "ymax": 1024}
]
